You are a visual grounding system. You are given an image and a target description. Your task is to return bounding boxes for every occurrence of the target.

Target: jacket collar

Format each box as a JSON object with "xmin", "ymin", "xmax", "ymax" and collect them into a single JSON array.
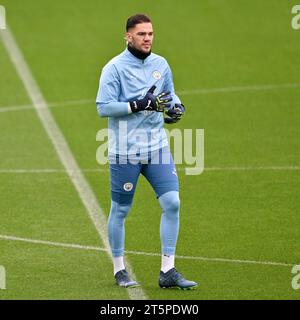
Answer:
[{"xmin": 125, "ymin": 44, "xmax": 151, "ymax": 62}]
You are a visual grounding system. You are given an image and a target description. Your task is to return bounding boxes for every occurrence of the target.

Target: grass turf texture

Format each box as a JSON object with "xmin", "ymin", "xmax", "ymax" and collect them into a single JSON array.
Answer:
[{"xmin": 0, "ymin": 0, "xmax": 299, "ymax": 299}]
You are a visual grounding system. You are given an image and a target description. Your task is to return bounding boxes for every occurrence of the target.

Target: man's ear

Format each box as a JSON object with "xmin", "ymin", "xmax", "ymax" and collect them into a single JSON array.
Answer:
[{"xmin": 125, "ymin": 32, "xmax": 132, "ymax": 44}]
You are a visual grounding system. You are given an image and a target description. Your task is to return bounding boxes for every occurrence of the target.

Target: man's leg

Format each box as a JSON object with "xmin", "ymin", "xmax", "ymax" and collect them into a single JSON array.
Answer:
[
  {"xmin": 142, "ymin": 147, "xmax": 198, "ymax": 289},
  {"xmin": 158, "ymin": 190, "xmax": 180, "ymax": 272},
  {"xmin": 108, "ymin": 200, "xmax": 132, "ymax": 272},
  {"xmin": 142, "ymin": 147, "xmax": 179, "ymax": 264},
  {"xmin": 108, "ymin": 159, "xmax": 141, "ymax": 287}
]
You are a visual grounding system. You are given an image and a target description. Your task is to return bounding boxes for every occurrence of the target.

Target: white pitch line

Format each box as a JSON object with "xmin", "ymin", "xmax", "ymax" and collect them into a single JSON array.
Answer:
[
  {"xmin": 0, "ymin": 104, "xmax": 35, "ymax": 113},
  {"xmin": 0, "ymin": 27, "xmax": 146, "ymax": 300},
  {"xmin": 0, "ymin": 234, "xmax": 294, "ymax": 268},
  {"xmin": 0, "ymin": 234, "xmax": 108, "ymax": 253},
  {"xmin": 201, "ymin": 166, "xmax": 300, "ymax": 171},
  {"xmin": 0, "ymin": 168, "xmax": 69, "ymax": 173},
  {"xmin": 0, "ymin": 99, "xmax": 93, "ymax": 113},
  {"xmin": 1, "ymin": 82, "xmax": 300, "ymax": 114},
  {"xmin": 177, "ymin": 83, "xmax": 300, "ymax": 96},
  {"xmin": 0, "ymin": 166, "xmax": 300, "ymax": 174}
]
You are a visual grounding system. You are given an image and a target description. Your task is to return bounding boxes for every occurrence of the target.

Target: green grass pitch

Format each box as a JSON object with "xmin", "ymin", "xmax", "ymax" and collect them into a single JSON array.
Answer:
[{"xmin": 0, "ymin": 0, "xmax": 299, "ymax": 299}]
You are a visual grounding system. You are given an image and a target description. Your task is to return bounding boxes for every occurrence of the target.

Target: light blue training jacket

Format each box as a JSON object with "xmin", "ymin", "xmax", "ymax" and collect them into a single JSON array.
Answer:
[{"xmin": 96, "ymin": 48, "xmax": 181, "ymax": 156}]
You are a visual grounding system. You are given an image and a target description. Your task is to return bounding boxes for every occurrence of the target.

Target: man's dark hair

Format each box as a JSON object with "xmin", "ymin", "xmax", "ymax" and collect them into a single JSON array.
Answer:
[{"xmin": 126, "ymin": 14, "xmax": 151, "ymax": 31}]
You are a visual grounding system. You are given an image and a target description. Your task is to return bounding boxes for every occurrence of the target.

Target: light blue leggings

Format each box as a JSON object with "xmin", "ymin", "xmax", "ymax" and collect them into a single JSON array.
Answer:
[{"xmin": 108, "ymin": 191, "xmax": 180, "ymax": 257}]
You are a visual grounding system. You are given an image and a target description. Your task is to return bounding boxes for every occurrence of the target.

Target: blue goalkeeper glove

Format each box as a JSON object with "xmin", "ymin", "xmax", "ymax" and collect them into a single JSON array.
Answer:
[
  {"xmin": 164, "ymin": 103, "xmax": 185, "ymax": 124},
  {"xmin": 129, "ymin": 85, "xmax": 172, "ymax": 113}
]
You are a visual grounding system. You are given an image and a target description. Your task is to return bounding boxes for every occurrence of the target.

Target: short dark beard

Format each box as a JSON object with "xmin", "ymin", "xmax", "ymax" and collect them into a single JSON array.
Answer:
[{"xmin": 127, "ymin": 43, "xmax": 151, "ymax": 60}]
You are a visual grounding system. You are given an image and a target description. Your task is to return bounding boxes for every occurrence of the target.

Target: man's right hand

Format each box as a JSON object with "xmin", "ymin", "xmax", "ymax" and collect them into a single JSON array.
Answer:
[{"xmin": 129, "ymin": 85, "xmax": 172, "ymax": 113}]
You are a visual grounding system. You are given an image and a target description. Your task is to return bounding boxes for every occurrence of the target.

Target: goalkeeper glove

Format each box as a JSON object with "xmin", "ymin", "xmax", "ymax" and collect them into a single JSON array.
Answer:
[
  {"xmin": 129, "ymin": 85, "xmax": 172, "ymax": 113},
  {"xmin": 164, "ymin": 103, "xmax": 185, "ymax": 124}
]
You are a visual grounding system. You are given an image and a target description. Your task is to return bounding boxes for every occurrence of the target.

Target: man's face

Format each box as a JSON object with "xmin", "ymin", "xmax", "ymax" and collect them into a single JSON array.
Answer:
[{"xmin": 126, "ymin": 22, "xmax": 153, "ymax": 53}]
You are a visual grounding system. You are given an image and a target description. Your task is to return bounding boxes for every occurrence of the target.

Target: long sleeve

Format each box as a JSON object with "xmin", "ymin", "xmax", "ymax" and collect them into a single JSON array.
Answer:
[
  {"xmin": 96, "ymin": 63, "xmax": 130, "ymax": 117},
  {"xmin": 163, "ymin": 63, "xmax": 181, "ymax": 106}
]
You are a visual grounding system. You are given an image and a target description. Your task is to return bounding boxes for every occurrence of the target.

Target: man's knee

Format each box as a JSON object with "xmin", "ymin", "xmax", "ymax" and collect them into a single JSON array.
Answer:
[
  {"xmin": 117, "ymin": 203, "xmax": 132, "ymax": 219},
  {"xmin": 166, "ymin": 196, "xmax": 180, "ymax": 212},
  {"xmin": 159, "ymin": 191, "xmax": 180, "ymax": 213},
  {"xmin": 110, "ymin": 200, "xmax": 132, "ymax": 219}
]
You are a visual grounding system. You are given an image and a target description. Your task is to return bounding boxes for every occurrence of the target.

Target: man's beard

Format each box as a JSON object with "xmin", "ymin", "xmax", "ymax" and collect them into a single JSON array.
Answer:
[{"xmin": 127, "ymin": 43, "xmax": 151, "ymax": 60}]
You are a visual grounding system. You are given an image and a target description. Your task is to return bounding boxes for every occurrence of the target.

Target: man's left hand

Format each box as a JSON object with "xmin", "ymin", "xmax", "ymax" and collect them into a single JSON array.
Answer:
[{"xmin": 164, "ymin": 103, "xmax": 185, "ymax": 124}]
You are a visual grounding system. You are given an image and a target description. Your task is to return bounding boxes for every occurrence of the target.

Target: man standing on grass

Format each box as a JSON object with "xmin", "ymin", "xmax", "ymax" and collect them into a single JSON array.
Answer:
[{"xmin": 96, "ymin": 13, "xmax": 197, "ymax": 290}]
